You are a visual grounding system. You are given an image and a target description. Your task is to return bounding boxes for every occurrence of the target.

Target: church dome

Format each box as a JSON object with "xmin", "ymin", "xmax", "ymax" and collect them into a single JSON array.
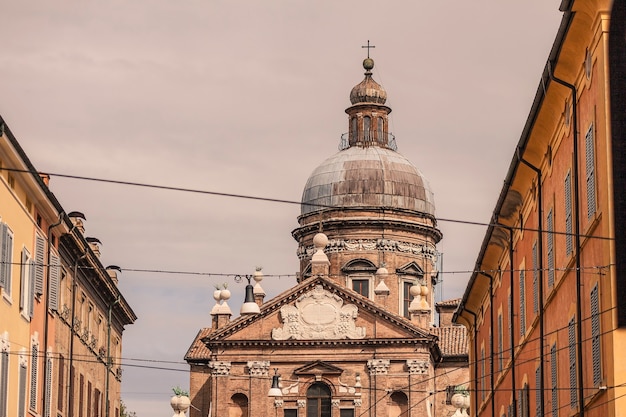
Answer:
[{"xmin": 300, "ymin": 146, "xmax": 436, "ymax": 216}]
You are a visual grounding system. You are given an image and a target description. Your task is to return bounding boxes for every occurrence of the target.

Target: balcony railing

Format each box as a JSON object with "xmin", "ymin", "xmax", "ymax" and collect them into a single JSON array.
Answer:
[{"xmin": 339, "ymin": 131, "xmax": 397, "ymax": 151}]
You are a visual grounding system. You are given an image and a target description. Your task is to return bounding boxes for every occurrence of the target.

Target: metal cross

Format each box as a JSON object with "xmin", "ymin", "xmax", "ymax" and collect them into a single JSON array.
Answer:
[{"xmin": 362, "ymin": 40, "xmax": 375, "ymax": 58}]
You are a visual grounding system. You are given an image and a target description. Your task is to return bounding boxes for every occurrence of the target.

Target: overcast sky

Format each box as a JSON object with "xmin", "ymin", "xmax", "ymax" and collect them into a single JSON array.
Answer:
[{"xmin": 1, "ymin": 2, "xmax": 563, "ymax": 415}]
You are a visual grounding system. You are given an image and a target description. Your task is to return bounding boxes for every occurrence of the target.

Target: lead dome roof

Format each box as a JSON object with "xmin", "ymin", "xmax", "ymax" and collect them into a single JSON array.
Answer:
[{"xmin": 301, "ymin": 146, "xmax": 436, "ymax": 216}]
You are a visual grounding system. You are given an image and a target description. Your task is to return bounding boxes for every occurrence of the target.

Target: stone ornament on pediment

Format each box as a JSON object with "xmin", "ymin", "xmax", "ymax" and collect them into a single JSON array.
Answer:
[
  {"xmin": 272, "ymin": 285, "xmax": 366, "ymax": 340},
  {"xmin": 247, "ymin": 360, "xmax": 270, "ymax": 376},
  {"xmin": 367, "ymin": 359, "xmax": 390, "ymax": 375},
  {"xmin": 354, "ymin": 399, "xmax": 363, "ymax": 407},
  {"xmin": 297, "ymin": 400, "xmax": 306, "ymax": 408},
  {"xmin": 406, "ymin": 359, "xmax": 430, "ymax": 375},
  {"xmin": 331, "ymin": 399, "xmax": 340, "ymax": 408},
  {"xmin": 207, "ymin": 361, "xmax": 231, "ymax": 375}
]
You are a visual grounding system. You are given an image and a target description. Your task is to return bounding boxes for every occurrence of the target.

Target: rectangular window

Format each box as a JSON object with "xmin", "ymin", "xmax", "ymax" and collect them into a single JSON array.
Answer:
[
  {"xmin": 568, "ymin": 318, "xmax": 577, "ymax": 408},
  {"xmin": 498, "ymin": 314, "xmax": 503, "ymax": 372},
  {"xmin": 532, "ymin": 241, "xmax": 539, "ymax": 314},
  {"xmin": 585, "ymin": 124, "xmax": 596, "ymax": 219},
  {"xmin": 403, "ymin": 281, "xmax": 412, "ymax": 318},
  {"xmin": 0, "ymin": 349, "xmax": 9, "ymax": 417},
  {"xmin": 30, "ymin": 342, "xmax": 38, "ymax": 412},
  {"xmin": 19, "ymin": 250, "xmax": 32, "ymax": 316},
  {"xmin": 551, "ymin": 343, "xmax": 558, "ymax": 417},
  {"xmin": 340, "ymin": 410, "xmax": 355, "ymax": 417},
  {"xmin": 519, "ymin": 269, "xmax": 526, "ymax": 337},
  {"xmin": 87, "ymin": 381, "xmax": 92, "ymax": 417},
  {"xmin": 351, "ymin": 279, "xmax": 370, "ymax": 298},
  {"xmin": 591, "ymin": 285, "xmax": 602, "ymax": 386},
  {"xmin": 94, "ymin": 389, "xmax": 101, "ymax": 417},
  {"xmin": 518, "ymin": 384, "xmax": 529, "ymax": 417},
  {"xmin": 284, "ymin": 410, "xmax": 298, "ymax": 417},
  {"xmin": 0, "ymin": 222, "xmax": 14, "ymax": 297},
  {"xmin": 547, "ymin": 210, "xmax": 555, "ymax": 288},
  {"xmin": 565, "ymin": 171, "xmax": 573, "ymax": 255},
  {"xmin": 79, "ymin": 374, "xmax": 84, "ymax": 417}
]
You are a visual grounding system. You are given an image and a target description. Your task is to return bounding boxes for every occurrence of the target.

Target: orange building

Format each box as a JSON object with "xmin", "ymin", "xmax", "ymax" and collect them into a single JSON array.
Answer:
[
  {"xmin": 454, "ymin": 1, "xmax": 626, "ymax": 417},
  {"xmin": 0, "ymin": 116, "xmax": 136, "ymax": 417}
]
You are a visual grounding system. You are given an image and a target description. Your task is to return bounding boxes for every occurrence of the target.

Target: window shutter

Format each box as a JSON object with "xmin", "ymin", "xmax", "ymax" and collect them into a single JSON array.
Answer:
[
  {"xmin": 585, "ymin": 124, "xmax": 596, "ymax": 218},
  {"xmin": 44, "ymin": 357, "xmax": 52, "ymax": 417},
  {"xmin": 551, "ymin": 343, "xmax": 558, "ymax": 417},
  {"xmin": 48, "ymin": 252, "xmax": 60, "ymax": 311},
  {"xmin": 536, "ymin": 366, "xmax": 543, "ymax": 417},
  {"xmin": 0, "ymin": 351, "xmax": 9, "ymax": 417},
  {"xmin": 591, "ymin": 285, "xmax": 601, "ymax": 386},
  {"xmin": 30, "ymin": 344, "xmax": 38, "ymax": 411},
  {"xmin": 568, "ymin": 318, "xmax": 577, "ymax": 408},
  {"xmin": 565, "ymin": 172, "xmax": 573, "ymax": 254},
  {"xmin": 19, "ymin": 362, "xmax": 27, "ymax": 417},
  {"xmin": 28, "ymin": 260, "xmax": 36, "ymax": 318},
  {"xmin": 20, "ymin": 251, "xmax": 28, "ymax": 310},
  {"xmin": 519, "ymin": 269, "xmax": 526, "ymax": 337},
  {"xmin": 0, "ymin": 223, "xmax": 8, "ymax": 289},
  {"xmin": 34, "ymin": 235, "xmax": 45, "ymax": 296},
  {"xmin": 532, "ymin": 241, "xmax": 539, "ymax": 314},
  {"xmin": 498, "ymin": 315, "xmax": 503, "ymax": 371}
]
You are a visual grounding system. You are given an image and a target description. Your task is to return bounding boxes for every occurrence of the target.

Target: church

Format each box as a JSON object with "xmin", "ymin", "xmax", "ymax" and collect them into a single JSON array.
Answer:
[{"xmin": 185, "ymin": 54, "xmax": 468, "ymax": 417}]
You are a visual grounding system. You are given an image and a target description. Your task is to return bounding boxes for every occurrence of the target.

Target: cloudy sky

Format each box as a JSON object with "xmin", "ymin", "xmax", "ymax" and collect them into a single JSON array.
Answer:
[{"xmin": 1, "ymin": 1, "xmax": 563, "ymax": 415}]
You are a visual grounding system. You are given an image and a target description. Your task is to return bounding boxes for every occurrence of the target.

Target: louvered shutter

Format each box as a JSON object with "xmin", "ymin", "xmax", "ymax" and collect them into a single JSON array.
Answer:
[
  {"xmin": 34, "ymin": 235, "xmax": 45, "ymax": 295},
  {"xmin": 536, "ymin": 366, "xmax": 543, "ymax": 417},
  {"xmin": 568, "ymin": 318, "xmax": 577, "ymax": 407},
  {"xmin": 0, "ymin": 223, "xmax": 7, "ymax": 289},
  {"xmin": 20, "ymin": 251, "xmax": 28, "ymax": 310},
  {"xmin": 498, "ymin": 315, "xmax": 503, "ymax": 371},
  {"xmin": 0, "ymin": 351, "xmax": 8, "ymax": 417},
  {"xmin": 44, "ymin": 357, "xmax": 52, "ymax": 417},
  {"xmin": 532, "ymin": 241, "xmax": 539, "ymax": 314},
  {"xmin": 28, "ymin": 260, "xmax": 35, "ymax": 318},
  {"xmin": 551, "ymin": 344, "xmax": 558, "ymax": 417},
  {"xmin": 30, "ymin": 344, "xmax": 38, "ymax": 411},
  {"xmin": 48, "ymin": 252, "xmax": 59, "ymax": 311},
  {"xmin": 591, "ymin": 285, "xmax": 601, "ymax": 386},
  {"xmin": 585, "ymin": 125, "xmax": 596, "ymax": 218},
  {"xmin": 519, "ymin": 269, "xmax": 526, "ymax": 336},
  {"xmin": 18, "ymin": 362, "xmax": 27, "ymax": 417},
  {"xmin": 565, "ymin": 172, "xmax": 573, "ymax": 254}
]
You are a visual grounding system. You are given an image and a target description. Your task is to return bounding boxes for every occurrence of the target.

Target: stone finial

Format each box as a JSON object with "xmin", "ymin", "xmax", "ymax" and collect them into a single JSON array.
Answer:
[
  {"xmin": 253, "ymin": 267, "xmax": 266, "ymax": 306},
  {"xmin": 374, "ymin": 265, "xmax": 390, "ymax": 295},
  {"xmin": 211, "ymin": 285, "xmax": 232, "ymax": 329},
  {"xmin": 310, "ymin": 233, "xmax": 330, "ymax": 276}
]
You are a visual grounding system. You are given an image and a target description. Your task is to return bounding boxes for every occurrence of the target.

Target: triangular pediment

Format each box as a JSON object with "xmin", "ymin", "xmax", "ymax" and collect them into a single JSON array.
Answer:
[
  {"xmin": 396, "ymin": 261, "xmax": 424, "ymax": 277},
  {"xmin": 202, "ymin": 276, "xmax": 435, "ymax": 345},
  {"xmin": 293, "ymin": 360, "xmax": 344, "ymax": 376}
]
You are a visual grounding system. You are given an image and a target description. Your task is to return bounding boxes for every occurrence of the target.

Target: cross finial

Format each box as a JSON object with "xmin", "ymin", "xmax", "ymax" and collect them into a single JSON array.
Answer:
[{"xmin": 362, "ymin": 40, "xmax": 375, "ymax": 58}]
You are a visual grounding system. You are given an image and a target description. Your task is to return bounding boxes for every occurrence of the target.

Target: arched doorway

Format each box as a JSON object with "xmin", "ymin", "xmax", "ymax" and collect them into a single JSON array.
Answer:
[
  {"xmin": 228, "ymin": 393, "xmax": 248, "ymax": 417},
  {"xmin": 388, "ymin": 391, "xmax": 408, "ymax": 417},
  {"xmin": 307, "ymin": 382, "xmax": 331, "ymax": 417}
]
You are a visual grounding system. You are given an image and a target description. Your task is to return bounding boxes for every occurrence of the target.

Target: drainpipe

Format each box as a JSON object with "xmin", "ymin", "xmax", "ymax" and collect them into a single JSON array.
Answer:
[
  {"xmin": 67, "ymin": 252, "xmax": 87, "ymax": 417},
  {"xmin": 495, "ymin": 223, "xmax": 516, "ymax": 416},
  {"xmin": 105, "ymin": 295, "xmax": 121, "ymax": 417},
  {"xmin": 478, "ymin": 272, "xmax": 496, "ymax": 417},
  {"xmin": 463, "ymin": 307, "xmax": 479, "ymax": 417},
  {"xmin": 517, "ymin": 152, "xmax": 546, "ymax": 416},
  {"xmin": 549, "ymin": 64, "xmax": 584, "ymax": 417},
  {"xmin": 42, "ymin": 212, "xmax": 64, "ymax": 416}
]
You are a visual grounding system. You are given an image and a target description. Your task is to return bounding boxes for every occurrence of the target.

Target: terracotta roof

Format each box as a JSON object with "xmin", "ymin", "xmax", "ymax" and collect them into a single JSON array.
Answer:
[
  {"xmin": 430, "ymin": 326, "xmax": 468, "ymax": 358},
  {"xmin": 184, "ymin": 327, "xmax": 213, "ymax": 361},
  {"xmin": 435, "ymin": 298, "xmax": 461, "ymax": 309}
]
